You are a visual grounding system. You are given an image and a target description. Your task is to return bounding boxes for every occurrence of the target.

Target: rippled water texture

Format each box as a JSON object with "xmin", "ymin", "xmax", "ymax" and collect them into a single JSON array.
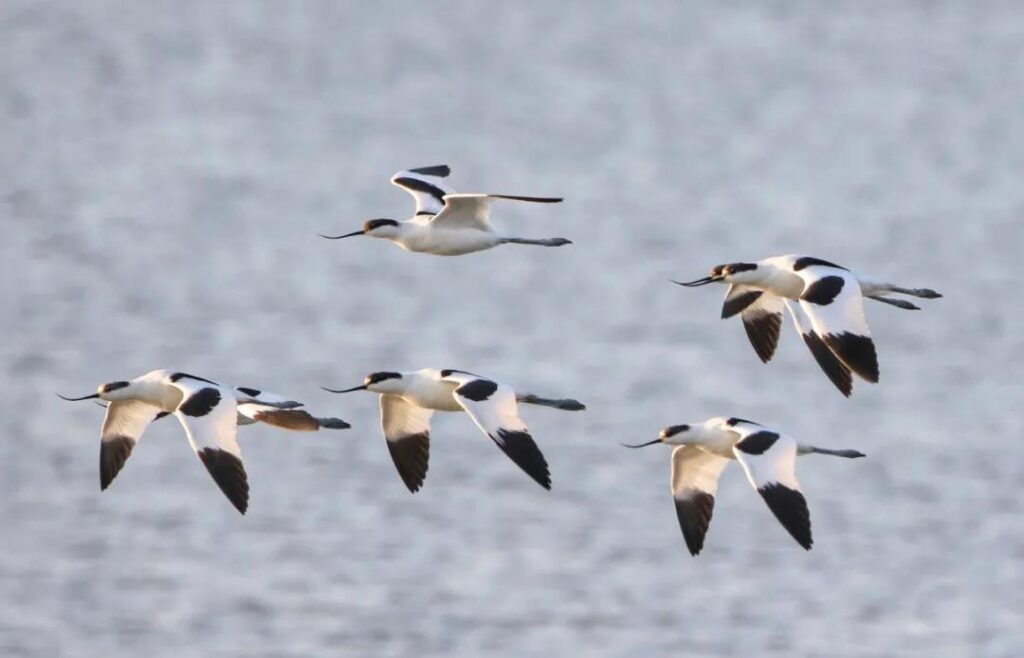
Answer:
[{"xmin": 3, "ymin": 2, "xmax": 1023, "ymax": 656}]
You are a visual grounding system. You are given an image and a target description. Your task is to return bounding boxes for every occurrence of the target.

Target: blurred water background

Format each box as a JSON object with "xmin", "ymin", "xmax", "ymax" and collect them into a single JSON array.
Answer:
[{"xmin": 2, "ymin": 1, "xmax": 1023, "ymax": 656}]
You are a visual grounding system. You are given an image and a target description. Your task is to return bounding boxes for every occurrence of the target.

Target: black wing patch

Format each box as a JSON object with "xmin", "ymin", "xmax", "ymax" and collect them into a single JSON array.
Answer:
[
  {"xmin": 721, "ymin": 290, "xmax": 762, "ymax": 319},
  {"xmin": 734, "ymin": 431, "xmax": 781, "ymax": 455},
  {"xmin": 802, "ymin": 276, "xmax": 845, "ymax": 305},
  {"xmin": 492, "ymin": 429, "xmax": 551, "ymax": 490},
  {"xmin": 801, "ymin": 332, "xmax": 853, "ymax": 396},
  {"xmin": 823, "ymin": 332, "xmax": 879, "ymax": 383},
  {"xmin": 758, "ymin": 483, "xmax": 812, "ymax": 550},
  {"xmin": 99, "ymin": 436, "xmax": 135, "ymax": 490},
  {"xmin": 675, "ymin": 492, "xmax": 715, "ymax": 556},
  {"xmin": 387, "ymin": 432, "xmax": 430, "ymax": 493},
  {"xmin": 178, "ymin": 387, "xmax": 222, "ymax": 417},
  {"xmin": 236, "ymin": 387, "xmax": 261, "ymax": 397},
  {"xmin": 196, "ymin": 448, "xmax": 249, "ymax": 514},
  {"xmin": 742, "ymin": 312, "xmax": 782, "ymax": 363},
  {"xmin": 456, "ymin": 379, "xmax": 498, "ymax": 402}
]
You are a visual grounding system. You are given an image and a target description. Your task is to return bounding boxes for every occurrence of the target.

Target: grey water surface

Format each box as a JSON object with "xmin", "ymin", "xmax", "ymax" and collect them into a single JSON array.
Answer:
[{"xmin": 2, "ymin": 2, "xmax": 1023, "ymax": 656}]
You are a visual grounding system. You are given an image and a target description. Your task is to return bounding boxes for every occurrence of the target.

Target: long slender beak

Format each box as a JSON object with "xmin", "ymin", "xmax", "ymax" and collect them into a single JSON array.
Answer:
[
  {"xmin": 319, "ymin": 230, "xmax": 365, "ymax": 240},
  {"xmin": 321, "ymin": 385, "xmax": 367, "ymax": 394},
  {"xmin": 56, "ymin": 392, "xmax": 100, "ymax": 402},
  {"xmin": 671, "ymin": 276, "xmax": 718, "ymax": 287},
  {"xmin": 620, "ymin": 438, "xmax": 662, "ymax": 448}
]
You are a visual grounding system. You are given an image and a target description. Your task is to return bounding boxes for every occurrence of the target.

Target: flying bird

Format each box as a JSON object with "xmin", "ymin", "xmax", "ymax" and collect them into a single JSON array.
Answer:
[
  {"xmin": 60, "ymin": 370, "xmax": 350, "ymax": 514},
  {"xmin": 322, "ymin": 368, "xmax": 585, "ymax": 492},
  {"xmin": 674, "ymin": 255, "xmax": 941, "ymax": 395},
  {"xmin": 319, "ymin": 165, "xmax": 572, "ymax": 256},
  {"xmin": 624, "ymin": 416, "xmax": 865, "ymax": 555}
]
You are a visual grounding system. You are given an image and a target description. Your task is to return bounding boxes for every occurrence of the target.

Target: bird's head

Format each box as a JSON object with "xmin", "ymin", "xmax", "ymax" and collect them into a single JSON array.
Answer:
[
  {"xmin": 322, "ymin": 371, "xmax": 404, "ymax": 395},
  {"xmin": 675, "ymin": 262, "xmax": 759, "ymax": 287},
  {"xmin": 320, "ymin": 219, "xmax": 401, "ymax": 241},
  {"xmin": 58, "ymin": 380, "xmax": 133, "ymax": 403},
  {"xmin": 622, "ymin": 424, "xmax": 693, "ymax": 449}
]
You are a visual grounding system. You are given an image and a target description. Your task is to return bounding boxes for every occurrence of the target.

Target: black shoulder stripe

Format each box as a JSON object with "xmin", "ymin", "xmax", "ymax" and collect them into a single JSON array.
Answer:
[
  {"xmin": 179, "ymin": 387, "xmax": 222, "ymax": 417},
  {"xmin": 236, "ymin": 387, "xmax": 261, "ymax": 397},
  {"xmin": 802, "ymin": 276, "xmax": 845, "ymax": 305},
  {"xmin": 456, "ymin": 379, "xmax": 498, "ymax": 401},
  {"xmin": 734, "ymin": 431, "xmax": 780, "ymax": 455},
  {"xmin": 792, "ymin": 256, "xmax": 847, "ymax": 272},
  {"xmin": 170, "ymin": 372, "xmax": 217, "ymax": 385},
  {"xmin": 726, "ymin": 417, "xmax": 756, "ymax": 427}
]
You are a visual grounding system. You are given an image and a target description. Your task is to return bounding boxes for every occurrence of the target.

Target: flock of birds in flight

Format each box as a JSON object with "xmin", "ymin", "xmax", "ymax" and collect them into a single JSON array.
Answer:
[{"xmin": 61, "ymin": 164, "xmax": 941, "ymax": 556}]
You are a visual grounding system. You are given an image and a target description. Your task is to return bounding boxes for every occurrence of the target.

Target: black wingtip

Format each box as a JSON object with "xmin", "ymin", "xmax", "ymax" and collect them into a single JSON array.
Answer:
[
  {"xmin": 196, "ymin": 448, "xmax": 249, "ymax": 514},
  {"xmin": 802, "ymin": 332, "xmax": 854, "ymax": 397},
  {"xmin": 493, "ymin": 429, "xmax": 552, "ymax": 490},
  {"xmin": 824, "ymin": 332, "xmax": 879, "ymax": 384},
  {"xmin": 407, "ymin": 164, "xmax": 450, "ymax": 177},
  {"xmin": 99, "ymin": 436, "xmax": 135, "ymax": 491},
  {"xmin": 386, "ymin": 432, "xmax": 430, "ymax": 494},
  {"xmin": 675, "ymin": 493, "xmax": 715, "ymax": 557},
  {"xmin": 759, "ymin": 483, "xmax": 812, "ymax": 550},
  {"xmin": 742, "ymin": 312, "xmax": 782, "ymax": 364}
]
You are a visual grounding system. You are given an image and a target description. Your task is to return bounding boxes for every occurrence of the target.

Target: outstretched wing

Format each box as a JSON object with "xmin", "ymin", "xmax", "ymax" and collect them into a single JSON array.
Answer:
[
  {"xmin": 670, "ymin": 446, "xmax": 731, "ymax": 556},
  {"xmin": 430, "ymin": 193, "xmax": 562, "ymax": 230},
  {"xmin": 443, "ymin": 372, "xmax": 551, "ymax": 490},
  {"xmin": 783, "ymin": 300, "xmax": 853, "ymax": 396},
  {"xmin": 390, "ymin": 165, "xmax": 456, "ymax": 216},
  {"xmin": 731, "ymin": 425, "xmax": 812, "ymax": 550},
  {"xmin": 793, "ymin": 263, "xmax": 879, "ymax": 383},
  {"xmin": 380, "ymin": 394, "xmax": 434, "ymax": 493},
  {"xmin": 99, "ymin": 400, "xmax": 167, "ymax": 490},
  {"xmin": 170, "ymin": 377, "xmax": 248, "ymax": 514},
  {"xmin": 725, "ymin": 287, "xmax": 784, "ymax": 364},
  {"xmin": 236, "ymin": 403, "xmax": 349, "ymax": 432}
]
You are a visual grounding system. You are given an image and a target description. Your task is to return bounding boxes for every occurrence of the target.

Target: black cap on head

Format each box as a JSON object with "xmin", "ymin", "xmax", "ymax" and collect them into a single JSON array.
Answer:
[
  {"xmin": 661, "ymin": 424, "xmax": 690, "ymax": 438},
  {"xmin": 363, "ymin": 219, "xmax": 400, "ymax": 232},
  {"xmin": 366, "ymin": 371, "xmax": 402, "ymax": 385}
]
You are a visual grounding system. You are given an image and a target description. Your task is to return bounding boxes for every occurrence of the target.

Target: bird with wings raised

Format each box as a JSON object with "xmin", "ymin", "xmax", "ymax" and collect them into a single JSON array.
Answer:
[
  {"xmin": 319, "ymin": 165, "xmax": 572, "ymax": 256},
  {"xmin": 625, "ymin": 417, "xmax": 865, "ymax": 555},
  {"xmin": 675, "ymin": 255, "xmax": 941, "ymax": 396}
]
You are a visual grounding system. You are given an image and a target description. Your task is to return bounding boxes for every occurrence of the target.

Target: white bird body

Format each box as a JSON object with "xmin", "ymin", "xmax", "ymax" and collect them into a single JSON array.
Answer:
[
  {"xmin": 676, "ymin": 254, "xmax": 941, "ymax": 396},
  {"xmin": 61, "ymin": 369, "xmax": 349, "ymax": 514},
  {"xmin": 626, "ymin": 416, "xmax": 865, "ymax": 556},
  {"xmin": 320, "ymin": 165, "xmax": 571, "ymax": 256},
  {"xmin": 323, "ymin": 368, "xmax": 585, "ymax": 492}
]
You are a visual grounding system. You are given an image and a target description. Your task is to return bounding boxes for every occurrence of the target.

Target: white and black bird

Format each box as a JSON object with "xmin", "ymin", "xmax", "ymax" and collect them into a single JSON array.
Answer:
[
  {"xmin": 624, "ymin": 417, "xmax": 865, "ymax": 555},
  {"xmin": 319, "ymin": 165, "xmax": 572, "ymax": 256},
  {"xmin": 674, "ymin": 255, "xmax": 941, "ymax": 396},
  {"xmin": 322, "ymin": 368, "xmax": 585, "ymax": 492},
  {"xmin": 59, "ymin": 370, "xmax": 349, "ymax": 514}
]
